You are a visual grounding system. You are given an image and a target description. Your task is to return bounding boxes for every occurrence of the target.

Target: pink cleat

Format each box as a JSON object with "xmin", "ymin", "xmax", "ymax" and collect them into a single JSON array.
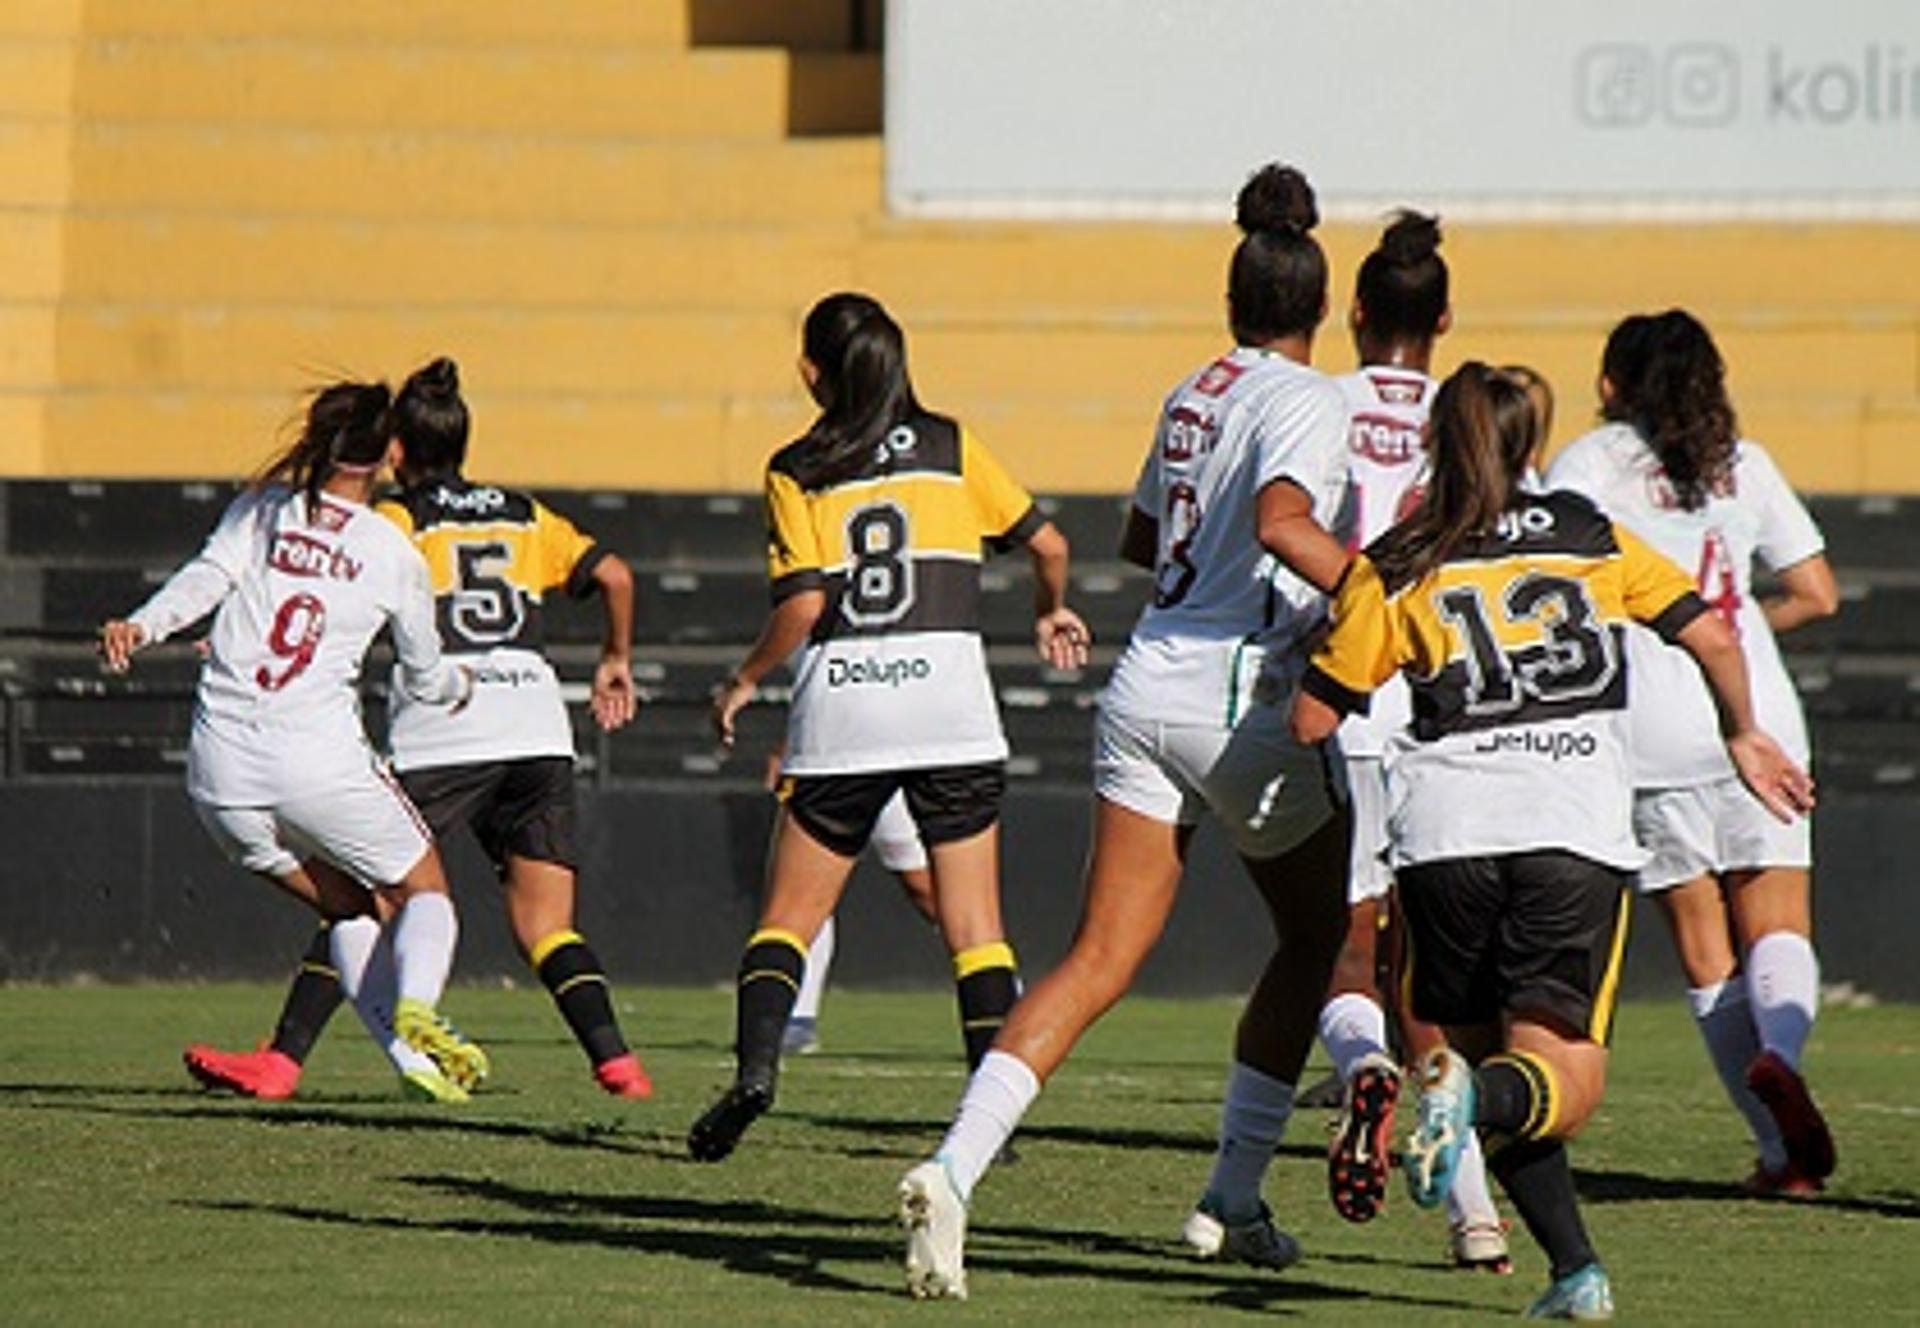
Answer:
[
  {"xmin": 183, "ymin": 1045, "xmax": 301, "ymax": 1100},
  {"xmin": 594, "ymin": 1052, "xmax": 653, "ymax": 1100}
]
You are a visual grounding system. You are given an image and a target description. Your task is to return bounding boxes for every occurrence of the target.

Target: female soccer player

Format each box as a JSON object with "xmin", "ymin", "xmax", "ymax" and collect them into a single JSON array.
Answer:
[
  {"xmin": 687, "ymin": 291, "xmax": 1090, "ymax": 1162},
  {"xmin": 178, "ymin": 357, "xmax": 653, "ymax": 1101},
  {"xmin": 1294, "ymin": 363, "xmax": 1813, "ymax": 1319},
  {"xmin": 898, "ymin": 164, "xmax": 1354, "ymax": 1300},
  {"xmin": 1302, "ymin": 211, "xmax": 1508, "ymax": 1271},
  {"xmin": 99, "ymin": 379, "xmax": 482, "ymax": 1102},
  {"xmin": 1548, "ymin": 311, "xmax": 1840, "ymax": 1195}
]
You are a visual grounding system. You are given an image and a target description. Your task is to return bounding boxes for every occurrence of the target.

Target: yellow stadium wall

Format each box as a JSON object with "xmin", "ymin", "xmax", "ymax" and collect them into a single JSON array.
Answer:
[{"xmin": 2, "ymin": 1, "xmax": 1915, "ymax": 493}]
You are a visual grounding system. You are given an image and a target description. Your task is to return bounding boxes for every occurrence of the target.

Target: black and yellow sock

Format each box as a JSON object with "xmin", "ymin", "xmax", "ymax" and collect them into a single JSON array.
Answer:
[
  {"xmin": 735, "ymin": 928, "xmax": 807, "ymax": 1089},
  {"xmin": 953, "ymin": 941, "xmax": 1019, "ymax": 1072},
  {"xmin": 1487, "ymin": 1137, "xmax": 1598, "ymax": 1280},
  {"xmin": 531, "ymin": 929, "xmax": 630, "ymax": 1067},
  {"xmin": 1474, "ymin": 1050, "xmax": 1561, "ymax": 1141},
  {"xmin": 269, "ymin": 924, "xmax": 345, "ymax": 1065}
]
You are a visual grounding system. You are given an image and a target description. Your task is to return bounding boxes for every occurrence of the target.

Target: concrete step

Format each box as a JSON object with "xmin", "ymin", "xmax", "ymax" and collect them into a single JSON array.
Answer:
[
  {"xmin": 23, "ymin": 40, "xmax": 877, "ymax": 138},
  {"xmin": 0, "ymin": 118, "xmax": 881, "ymax": 224}
]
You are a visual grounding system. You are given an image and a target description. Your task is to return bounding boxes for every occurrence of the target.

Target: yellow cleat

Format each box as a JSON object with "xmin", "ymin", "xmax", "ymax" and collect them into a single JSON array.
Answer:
[
  {"xmin": 394, "ymin": 998, "xmax": 491, "ymax": 1092},
  {"xmin": 399, "ymin": 1067, "xmax": 470, "ymax": 1103}
]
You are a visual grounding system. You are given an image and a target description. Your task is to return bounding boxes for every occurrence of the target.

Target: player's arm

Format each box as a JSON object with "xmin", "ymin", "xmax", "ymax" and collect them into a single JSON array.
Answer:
[
  {"xmin": 1759, "ymin": 554, "xmax": 1839, "ymax": 635},
  {"xmin": 102, "ymin": 492, "xmax": 255, "ymax": 670},
  {"xmin": 584, "ymin": 553, "xmax": 637, "ymax": 732},
  {"xmin": 390, "ymin": 549, "xmax": 471, "ymax": 709},
  {"xmin": 1022, "ymin": 519, "xmax": 1091, "ymax": 671},
  {"xmin": 1257, "ymin": 478, "xmax": 1351, "ymax": 593},
  {"xmin": 1290, "ymin": 557, "xmax": 1397, "ymax": 743},
  {"xmin": 712, "ymin": 589, "xmax": 825, "ymax": 748}
]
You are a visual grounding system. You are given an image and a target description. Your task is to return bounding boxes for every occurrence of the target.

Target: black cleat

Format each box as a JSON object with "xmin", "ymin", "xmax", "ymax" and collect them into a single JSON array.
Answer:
[{"xmin": 687, "ymin": 1082, "xmax": 773, "ymax": 1162}]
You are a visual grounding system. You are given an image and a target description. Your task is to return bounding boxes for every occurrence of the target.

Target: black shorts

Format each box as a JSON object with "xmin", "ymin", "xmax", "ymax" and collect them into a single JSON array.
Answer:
[
  {"xmin": 399, "ymin": 756, "xmax": 578, "ymax": 874},
  {"xmin": 781, "ymin": 762, "xmax": 1005, "ymax": 859},
  {"xmin": 1397, "ymin": 850, "xmax": 1632, "ymax": 1044}
]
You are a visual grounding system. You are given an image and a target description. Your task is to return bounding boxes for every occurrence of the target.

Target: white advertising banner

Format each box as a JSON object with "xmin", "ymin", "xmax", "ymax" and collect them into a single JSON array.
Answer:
[{"xmin": 887, "ymin": 0, "xmax": 1920, "ymax": 219}]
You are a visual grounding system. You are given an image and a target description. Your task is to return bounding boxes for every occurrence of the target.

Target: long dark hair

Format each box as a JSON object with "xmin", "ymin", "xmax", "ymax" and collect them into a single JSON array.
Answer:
[
  {"xmin": 1355, "ymin": 210, "xmax": 1448, "ymax": 343},
  {"xmin": 256, "ymin": 379, "xmax": 392, "ymax": 507},
  {"xmin": 792, "ymin": 292, "xmax": 926, "ymax": 490},
  {"xmin": 1370, "ymin": 363, "xmax": 1540, "ymax": 586},
  {"xmin": 395, "ymin": 356, "xmax": 470, "ymax": 477},
  {"xmin": 1229, "ymin": 164, "xmax": 1327, "ymax": 346},
  {"xmin": 1601, "ymin": 309, "xmax": 1737, "ymax": 511}
]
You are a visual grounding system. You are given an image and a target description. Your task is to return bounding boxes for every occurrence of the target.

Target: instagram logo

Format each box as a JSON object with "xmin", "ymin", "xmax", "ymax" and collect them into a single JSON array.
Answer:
[
  {"xmin": 1665, "ymin": 44, "xmax": 1739, "ymax": 125},
  {"xmin": 1577, "ymin": 43, "xmax": 1743, "ymax": 128}
]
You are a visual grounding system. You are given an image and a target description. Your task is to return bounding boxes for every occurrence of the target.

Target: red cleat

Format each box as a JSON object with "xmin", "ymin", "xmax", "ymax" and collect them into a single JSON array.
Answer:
[
  {"xmin": 1740, "ymin": 1158, "xmax": 1825, "ymax": 1200},
  {"xmin": 183, "ymin": 1044, "xmax": 301, "ymax": 1100},
  {"xmin": 594, "ymin": 1052, "xmax": 653, "ymax": 1100},
  {"xmin": 1328, "ymin": 1055, "xmax": 1400, "ymax": 1223},
  {"xmin": 1746, "ymin": 1050, "xmax": 1836, "ymax": 1181}
]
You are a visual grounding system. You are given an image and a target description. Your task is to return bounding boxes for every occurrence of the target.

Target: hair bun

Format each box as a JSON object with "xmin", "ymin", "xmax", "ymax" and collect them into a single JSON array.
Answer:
[
  {"xmin": 1236, "ymin": 163, "xmax": 1318, "ymax": 238},
  {"xmin": 413, "ymin": 356, "xmax": 460, "ymax": 401},
  {"xmin": 1379, "ymin": 210, "xmax": 1441, "ymax": 264}
]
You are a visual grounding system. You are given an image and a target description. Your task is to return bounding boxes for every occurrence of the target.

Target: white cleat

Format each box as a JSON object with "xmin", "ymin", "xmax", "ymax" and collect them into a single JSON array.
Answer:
[
  {"xmin": 1181, "ymin": 1196, "xmax": 1302, "ymax": 1272},
  {"xmin": 899, "ymin": 1159, "xmax": 968, "ymax": 1300}
]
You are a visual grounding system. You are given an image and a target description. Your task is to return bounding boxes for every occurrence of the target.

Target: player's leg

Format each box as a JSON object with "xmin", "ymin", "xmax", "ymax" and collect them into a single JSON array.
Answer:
[
  {"xmin": 1728, "ymin": 864, "xmax": 1833, "ymax": 1184},
  {"xmin": 1638, "ymin": 785, "xmax": 1792, "ymax": 1189},
  {"xmin": 902, "ymin": 795, "xmax": 1188, "ymax": 1300},
  {"xmin": 481, "ymin": 758, "xmax": 651, "ymax": 1099},
  {"xmin": 784, "ymin": 914, "xmax": 834, "ymax": 1055},
  {"xmin": 688, "ymin": 776, "xmax": 871, "ymax": 1161},
  {"xmin": 905, "ymin": 765, "xmax": 1020, "ymax": 1075}
]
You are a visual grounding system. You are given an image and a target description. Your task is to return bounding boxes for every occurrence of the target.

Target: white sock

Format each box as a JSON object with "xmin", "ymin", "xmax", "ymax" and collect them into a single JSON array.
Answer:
[
  {"xmin": 391, "ymin": 891, "xmax": 458, "ymax": 1008},
  {"xmin": 1203, "ymin": 1061, "xmax": 1295, "ymax": 1223},
  {"xmin": 1748, "ymin": 931, "xmax": 1818, "ymax": 1070},
  {"xmin": 1691, "ymin": 979, "xmax": 1787, "ymax": 1172},
  {"xmin": 1443, "ymin": 1128, "xmax": 1501, "ymax": 1228},
  {"xmin": 330, "ymin": 916, "xmax": 434, "ymax": 1075},
  {"xmin": 793, "ymin": 916, "xmax": 835, "ymax": 1022},
  {"xmin": 1318, "ymin": 992, "xmax": 1390, "ymax": 1082},
  {"xmin": 935, "ymin": 1050, "xmax": 1039, "ymax": 1203}
]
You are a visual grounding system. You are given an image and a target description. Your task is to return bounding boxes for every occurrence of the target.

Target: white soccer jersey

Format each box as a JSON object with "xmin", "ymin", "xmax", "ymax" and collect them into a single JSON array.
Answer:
[
  {"xmin": 1547, "ymin": 427, "xmax": 1821, "ymax": 787},
  {"xmin": 127, "ymin": 486, "xmax": 465, "ymax": 805},
  {"xmin": 1106, "ymin": 347, "xmax": 1351, "ymax": 727},
  {"xmin": 1333, "ymin": 366, "xmax": 1433, "ymax": 757}
]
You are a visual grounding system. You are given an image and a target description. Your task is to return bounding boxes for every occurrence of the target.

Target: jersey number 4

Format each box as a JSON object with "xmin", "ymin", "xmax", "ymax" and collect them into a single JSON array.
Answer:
[{"xmin": 1435, "ymin": 573, "xmax": 1619, "ymax": 716}]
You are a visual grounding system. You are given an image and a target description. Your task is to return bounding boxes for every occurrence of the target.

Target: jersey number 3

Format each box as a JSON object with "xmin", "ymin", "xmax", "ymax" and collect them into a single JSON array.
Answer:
[{"xmin": 1435, "ymin": 573, "xmax": 1618, "ymax": 715}]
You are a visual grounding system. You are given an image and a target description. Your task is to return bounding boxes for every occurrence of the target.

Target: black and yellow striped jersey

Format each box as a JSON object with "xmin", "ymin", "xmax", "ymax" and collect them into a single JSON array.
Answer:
[
  {"xmin": 763, "ymin": 412, "xmax": 1044, "ymax": 775},
  {"xmin": 377, "ymin": 475, "xmax": 608, "ymax": 771},
  {"xmin": 1304, "ymin": 489, "xmax": 1707, "ymax": 870}
]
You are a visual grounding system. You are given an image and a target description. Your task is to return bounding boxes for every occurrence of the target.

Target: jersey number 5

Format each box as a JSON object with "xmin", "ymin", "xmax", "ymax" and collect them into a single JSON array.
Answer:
[
  {"xmin": 450, "ymin": 541, "xmax": 527, "ymax": 646},
  {"xmin": 1435, "ymin": 573, "xmax": 1618, "ymax": 716}
]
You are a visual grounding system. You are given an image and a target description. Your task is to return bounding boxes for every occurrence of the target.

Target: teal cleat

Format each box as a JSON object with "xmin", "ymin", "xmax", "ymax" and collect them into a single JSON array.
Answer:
[
  {"xmin": 1524, "ymin": 1262, "xmax": 1614, "ymax": 1320},
  {"xmin": 1404, "ymin": 1048, "xmax": 1475, "ymax": 1209}
]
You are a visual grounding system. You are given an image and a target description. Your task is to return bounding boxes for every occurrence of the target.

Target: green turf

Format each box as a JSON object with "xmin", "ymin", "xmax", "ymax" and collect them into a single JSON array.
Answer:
[{"xmin": 1, "ymin": 984, "xmax": 1913, "ymax": 1325}]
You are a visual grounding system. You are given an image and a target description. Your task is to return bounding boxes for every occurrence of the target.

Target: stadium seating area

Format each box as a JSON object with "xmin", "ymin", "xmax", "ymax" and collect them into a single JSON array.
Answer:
[
  {"xmin": 2, "ymin": 479, "xmax": 1914, "ymax": 793},
  {"xmin": 3, "ymin": 0, "xmax": 1919, "ymax": 494}
]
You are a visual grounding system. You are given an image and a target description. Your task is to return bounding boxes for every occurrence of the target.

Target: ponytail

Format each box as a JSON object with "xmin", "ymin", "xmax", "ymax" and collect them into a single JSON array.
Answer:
[
  {"xmin": 256, "ymin": 380, "xmax": 393, "ymax": 507},
  {"xmin": 1228, "ymin": 163, "xmax": 1327, "ymax": 345}
]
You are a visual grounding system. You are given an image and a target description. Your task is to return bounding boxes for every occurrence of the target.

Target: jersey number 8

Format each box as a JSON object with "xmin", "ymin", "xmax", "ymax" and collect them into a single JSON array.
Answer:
[{"xmin": 842, "ymin": 503, "xmax": 914, "ymax": 626}]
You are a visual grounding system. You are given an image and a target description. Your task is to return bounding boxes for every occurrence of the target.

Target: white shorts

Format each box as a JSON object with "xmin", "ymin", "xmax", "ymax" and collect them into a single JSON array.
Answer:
[
  {"xmin": 1093, "ymin": 698, "xmax": 1340, "ymax": 861},
  {"xmin": 1345, "ymin": 756, "xmax": 1393, "ymax": 905},
  {"xmin": 194, "ymin": 760, "xmax": 434, "ymax": 888},
  {"xmin": 870, "ymin": 789, "xmax": 929, "ymax": 874},
  {"xmin": 1632, "ymin": 777, "xmax": 1812, "ymax": 893}
]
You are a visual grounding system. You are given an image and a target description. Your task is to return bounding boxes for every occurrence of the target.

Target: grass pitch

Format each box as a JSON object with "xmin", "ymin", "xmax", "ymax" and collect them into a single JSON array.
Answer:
[{"xmin": 2, "ymin": 984, "xmax": 1914, "ymax": 1325}]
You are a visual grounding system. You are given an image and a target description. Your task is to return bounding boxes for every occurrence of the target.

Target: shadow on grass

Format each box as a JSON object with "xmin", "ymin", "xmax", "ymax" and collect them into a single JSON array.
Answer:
[
  {"xmin": 8, "ymin": 1089, "xmax": 684, "ymax": 1159},
  {"xmin": 1575, "ymin": 1165, "xmax": 1920, "ymax": 1221},
  {"xmin": 790, "ymin": 1110, "xmax": 1325, "ymax": 1162},
  {"xmin": 186, "ymin": 1176, "xmax": 1479, "ymax": 1314}
]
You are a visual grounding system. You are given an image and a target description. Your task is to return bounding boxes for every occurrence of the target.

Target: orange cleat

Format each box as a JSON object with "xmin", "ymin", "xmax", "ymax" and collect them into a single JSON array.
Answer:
[
  {"xmin": 183, "ymin": 1044, "xmax": 301, "ymax": 1100},
  {"xmin": 594, "ymin": 1052, "xmax": 653, "ymax": 1100}
]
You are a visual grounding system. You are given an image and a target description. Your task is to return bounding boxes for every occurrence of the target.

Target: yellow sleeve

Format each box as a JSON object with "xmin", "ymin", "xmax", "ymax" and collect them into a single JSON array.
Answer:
[
  {"xmin": 1613, "ymin": 521, "xmax": 1708, "ymax": 640},
  {"xmin": 532, "ymin": 500, "xmax": 601, "ymax": 596},
  {"xmin": 765, "ymin": 467, "xmax": 824, "ymax": 600},
  {"xmin": 375, "ymin": 497, "xmax": 416, "ymax": 540},
  {"xmin": 962, "ymin": 427, "xmax": 1043, "ymax": 548},
  {"xmin": 1303, "ymin": 556, "xmax": 1404, "ymax": 714}
]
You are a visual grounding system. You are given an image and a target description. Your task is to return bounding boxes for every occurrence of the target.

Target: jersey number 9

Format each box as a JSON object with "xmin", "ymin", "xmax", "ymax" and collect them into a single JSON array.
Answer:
[{"xmin": 256, "ymin": 592, "xmax": 326, "ymax": 692}]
